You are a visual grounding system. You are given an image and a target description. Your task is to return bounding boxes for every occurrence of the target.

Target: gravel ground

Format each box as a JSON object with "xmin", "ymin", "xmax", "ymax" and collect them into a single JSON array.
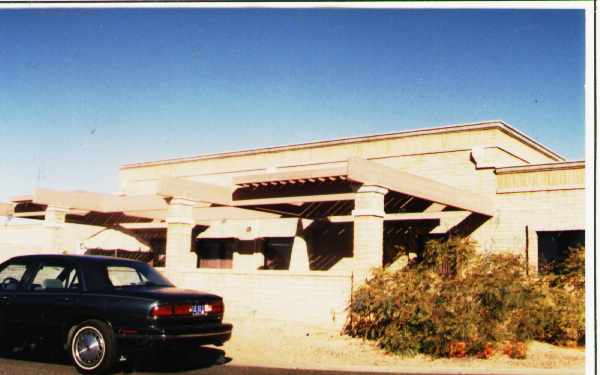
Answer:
[{"xmin": 223, "ymin": 317, "xmax": 585, "ymax": 373}]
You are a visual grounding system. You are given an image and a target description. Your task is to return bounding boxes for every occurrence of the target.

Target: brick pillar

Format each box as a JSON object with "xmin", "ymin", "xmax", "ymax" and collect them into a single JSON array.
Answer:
[
  {"xmin": 44, "ymin": 205, "xmax": 68, "ymax": 253},
  {"xmin": 165, "ymin": 198, "xmax": 197, "ymax": 276},
  {"xmin": 352, "ymin": 185, "xmax": 388, "ymax": 283}
]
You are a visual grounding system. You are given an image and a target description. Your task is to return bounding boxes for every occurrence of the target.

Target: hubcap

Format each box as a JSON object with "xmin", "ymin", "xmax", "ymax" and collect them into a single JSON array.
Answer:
[{"xmin": 72, "ymin": 327, "xmax": 105, "ymax": 370}]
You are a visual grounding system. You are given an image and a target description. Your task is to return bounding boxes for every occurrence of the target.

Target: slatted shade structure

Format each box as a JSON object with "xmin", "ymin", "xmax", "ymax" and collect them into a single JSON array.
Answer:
[
  {"xmin": 234, "ymin": 166, "xmax": 350, "ymax": 188},
  {"xmin": 232, "ymin": 158, "xmax": 495, "ymax": 217},
  {"xmin": 1, "ymin": 158, "xmax": 495, "ymax": 226}
]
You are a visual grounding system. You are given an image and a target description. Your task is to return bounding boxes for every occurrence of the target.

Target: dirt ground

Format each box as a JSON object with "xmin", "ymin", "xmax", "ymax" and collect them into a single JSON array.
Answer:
[{"xmin": 222, "ymin": 317, "xmax": 585, "ymax": 373}]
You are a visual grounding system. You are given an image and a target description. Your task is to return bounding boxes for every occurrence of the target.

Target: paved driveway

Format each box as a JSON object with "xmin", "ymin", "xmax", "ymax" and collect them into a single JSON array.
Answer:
[
  {"xmin": 0, "ymin": 345, "xmax": 584, "ymax": 375},
  {"xmin": 0, "ymin": 348, "xmax": 432, "ymax": 375}
]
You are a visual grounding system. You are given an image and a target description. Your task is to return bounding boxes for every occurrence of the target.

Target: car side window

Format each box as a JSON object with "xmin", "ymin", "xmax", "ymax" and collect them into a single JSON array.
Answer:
[
  {"xmin": 0, "ymin": 261, "xmax": 29, "ymax": 291},
  {"xmin": 30, "ymin": 263, "xmax": 81, "ymax": 291}
]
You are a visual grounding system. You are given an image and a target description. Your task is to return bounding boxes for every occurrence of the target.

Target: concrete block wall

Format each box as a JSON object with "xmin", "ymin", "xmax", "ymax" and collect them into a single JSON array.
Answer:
[
  {"xmin": 470, "ymin": 188, "xmax": 585, "ymax": 268},
  {"xmin": 0, "ymin": 222, "xmax": 103, "ymax": 263},
  {"xmin": 377, "ymin": 150, "xmax": 498, "ymax": 195},
  {"xmin": 159, "ymin": 267, "xmax": 353, "ymax": 329}
]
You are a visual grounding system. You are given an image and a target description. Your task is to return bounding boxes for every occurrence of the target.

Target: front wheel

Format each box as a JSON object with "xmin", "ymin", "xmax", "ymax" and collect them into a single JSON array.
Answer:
[{"xmin": 69, "ymin": 320, "xmax": 118, "ymax": 375}]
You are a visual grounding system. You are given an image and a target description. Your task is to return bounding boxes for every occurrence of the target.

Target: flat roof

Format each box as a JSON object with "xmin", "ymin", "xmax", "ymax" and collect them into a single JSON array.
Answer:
[{"xmin": 121, "ymin": 120, "xmax": 565, "ymax": 170}]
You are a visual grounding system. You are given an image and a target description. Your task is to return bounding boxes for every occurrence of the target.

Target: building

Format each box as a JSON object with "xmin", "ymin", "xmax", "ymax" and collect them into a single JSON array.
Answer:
[{"xmin": 0, "ymin": 120, "xmax": 585, "ymax": 328}]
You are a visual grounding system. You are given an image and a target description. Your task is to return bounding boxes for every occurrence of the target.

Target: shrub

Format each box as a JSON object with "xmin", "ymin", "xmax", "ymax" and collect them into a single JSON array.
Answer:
[
  {"xmin": 502, "ymin": 341, "xmax": 527, "ymax": 359},
  {"xmin": 345, "ymin": 237, "xmax": 585, "ymax": 358},
  {"xmin": 532, "ymin": 245, "xmax": 585, "ymax": 346}
]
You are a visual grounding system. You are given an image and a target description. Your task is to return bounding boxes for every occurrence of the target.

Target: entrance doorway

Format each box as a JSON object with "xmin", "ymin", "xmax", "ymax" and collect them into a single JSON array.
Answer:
[{"xmin": 537, "ymin": 230, "xmax": 584, "ymax": 273}]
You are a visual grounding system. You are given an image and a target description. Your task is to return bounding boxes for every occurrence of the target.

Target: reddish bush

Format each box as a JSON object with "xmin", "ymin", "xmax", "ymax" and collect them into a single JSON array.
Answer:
[
  {"xmin": 477, "ymin": 342, "xmax": 494, "ymax": 359},
  {"xmin": 448, "ymin": 341, "xmax": 467, "ymax": 358},
  {"xmin": 502, "ymin": 341, "xmax": 527, "ymax": 359}
]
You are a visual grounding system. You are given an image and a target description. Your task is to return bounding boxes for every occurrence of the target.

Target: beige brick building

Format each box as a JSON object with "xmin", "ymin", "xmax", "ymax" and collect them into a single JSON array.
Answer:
[{"xmin": 0, "ymin": 120, "xmax": 585, "ymax": 328}]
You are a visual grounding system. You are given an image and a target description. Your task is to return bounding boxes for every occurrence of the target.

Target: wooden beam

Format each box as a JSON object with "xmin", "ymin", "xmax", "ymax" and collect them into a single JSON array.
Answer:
[
  {"xmin": 233, "ymin": 166, "xmax": 348, "ymax": 185},
  {"xmin": 12, "ymin": 211, "xmax": 46, "ymax": 217},
  {"xmin": 9, "ymin": 195, "xmax": 32, "ymax": 203},
  {"xmin": 232, "ymin": 193, "xmax": 355, "ymax": 207},
  {"xmin": 33, "ymin": 188, "xmax": 106, "ymax": 211},
  {"xmin": 123, "ymin": 210, "xmax": 165, "ymax": 221},
  {"xmin": 106, "ymin": 195, "xmax": 168, "ymax": 212},
  {"xmin": 384, "ymin": 211, "xmax": 470, "ymax": 221},
  {"xmin": 157, "ymin": 178, "xmax": 232, "ymax": 205},
  {"xmin": 347, "ymin": 158, "xmax": 495, "ymax": 216},
  {"xmin": 124, "ymin": 206, "xmax": 281, "ymax": 223},
  {"xmin": 193, "ymin": 206, "xmax": 280, "ymax": 221},
  {"xmin": 197, "ymin": 218, "xmax": 313, "ymax": 239},
  {"xmin": 327, "ymin": 210, "xmax": 471, "ymax": 223},
  {"xmin": 119, "ymin": 222, "xmax": 168, "ymax": 230},
  {"xmin": 0, "ymin": 203, "xmax": 15, "ymax": 216},
  {"xmin": 33, "ymin": 188, "xmax": 168, "ymax": 213},
  {"xmin": 424, "ymin": 203, "xmax": 446, "ymax": 212},
  {"xmin": 11, "ymin": 209, "xmax": 89, "ymax": 218}
]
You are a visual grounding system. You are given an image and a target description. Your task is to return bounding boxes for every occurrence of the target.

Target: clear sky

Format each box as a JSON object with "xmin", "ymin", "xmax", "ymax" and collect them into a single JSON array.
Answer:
[{"xmin": 0, "ymin": 8, "xmax": 586, "ymax": 201}]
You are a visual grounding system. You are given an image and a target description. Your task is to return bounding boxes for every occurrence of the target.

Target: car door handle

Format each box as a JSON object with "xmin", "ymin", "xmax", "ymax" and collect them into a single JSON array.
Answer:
[
  {"xmin": 0, "ymin": 296, "xmax": 12, "ymax": 304},
  {"xmin": 56, "ymin": 297, "xmax": 72, "ymax": 303}
]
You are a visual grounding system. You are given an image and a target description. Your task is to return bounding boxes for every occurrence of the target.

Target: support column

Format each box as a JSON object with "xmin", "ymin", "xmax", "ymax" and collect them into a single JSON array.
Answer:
[
  {"xmin": 165, "ymin": 197, "xmax": 197, "ymax": 274},
  {"xmin": 526, "ymin": 225, "xmax": 539, "ymax": 274},
  {"xmin": 44, "ymin": 205, "xmax": 68, "ymax": 253},
  {"xmin": 289, "ymin": 236, "xmax": 310, "ymax": 272},
  {"xmin": 44, "ymin": 205, "xmax": 67, "ymax": 228},
  {"xmin": 352, "ymin": 185, "xmax": 388, "ymax": 283}
]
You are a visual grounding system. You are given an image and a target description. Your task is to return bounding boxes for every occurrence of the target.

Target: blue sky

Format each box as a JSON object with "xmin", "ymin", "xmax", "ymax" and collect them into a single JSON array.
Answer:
[{"xmin": 0, "ymin": 8, "xmax": 586, "ymax": 201}]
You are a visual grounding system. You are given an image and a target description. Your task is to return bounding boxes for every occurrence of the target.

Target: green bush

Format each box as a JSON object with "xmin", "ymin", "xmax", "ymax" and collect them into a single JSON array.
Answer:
[{"xmin": 345, "ymin": 237, "xmax": 585, "ymax": 357}]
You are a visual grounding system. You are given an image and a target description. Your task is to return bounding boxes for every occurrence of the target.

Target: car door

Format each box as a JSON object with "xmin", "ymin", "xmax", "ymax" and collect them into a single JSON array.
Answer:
[
  {"xmin": 0, "ymin": 258, "xmax": 36, "ymax": 340},
  {"xmin": 20, "ymin": 260, "xmax": 82, "ymax": 341}
]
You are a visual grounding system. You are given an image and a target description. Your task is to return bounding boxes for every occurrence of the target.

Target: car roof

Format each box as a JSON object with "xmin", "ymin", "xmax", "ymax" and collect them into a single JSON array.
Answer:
[{"xmin": 6, "ymin": 254, "xmax": 146, "ymax": 267}]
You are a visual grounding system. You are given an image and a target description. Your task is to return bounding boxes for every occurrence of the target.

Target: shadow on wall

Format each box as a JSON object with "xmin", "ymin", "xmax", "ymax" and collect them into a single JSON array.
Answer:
[
  {"xmin": 304, "ymin": 221, "xmax": 353, "ymax": 271},
  {"xmin": 383, "ymin": 220, "xmax": 439, "ymax": 266},
  {"xmin": 185, "ymin": 213, "xmax": 491, "ymax": 272},
  {"xmin": 448, "ymin": 213, "xmax": 490, "ymax": 237},
  {"xmin": 383, "ymin": 213, "xmax": 491, "ymax": 265}
]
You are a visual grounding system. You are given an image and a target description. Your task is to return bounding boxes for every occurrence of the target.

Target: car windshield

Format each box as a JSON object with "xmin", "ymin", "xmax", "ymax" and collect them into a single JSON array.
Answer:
[{"xmin": 105, "ymin": 263, "xmax": 173, "ymax": 288}]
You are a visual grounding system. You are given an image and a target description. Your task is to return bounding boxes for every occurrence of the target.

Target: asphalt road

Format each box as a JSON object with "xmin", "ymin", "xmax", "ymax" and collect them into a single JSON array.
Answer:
[{"xmin": 0, "ymin": 346, "xmax": 435, "ymax": 375}]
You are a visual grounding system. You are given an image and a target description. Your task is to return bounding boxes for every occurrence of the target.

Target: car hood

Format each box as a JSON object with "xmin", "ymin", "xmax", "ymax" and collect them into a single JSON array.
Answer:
[{"xmin": 112, "ymin": 286, "xmax": 221, "ymax": 302}]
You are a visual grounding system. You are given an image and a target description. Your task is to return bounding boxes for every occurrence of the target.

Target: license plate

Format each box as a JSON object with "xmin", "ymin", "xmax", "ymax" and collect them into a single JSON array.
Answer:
[{"xmin": 191, "ymin": 304, "xmax": 205, "ymax": 316}]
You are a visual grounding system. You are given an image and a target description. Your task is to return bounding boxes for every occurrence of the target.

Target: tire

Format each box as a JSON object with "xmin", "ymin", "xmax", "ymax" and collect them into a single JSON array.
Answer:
[{"xmin": 69, "ymin": 320, "xmax": 118, "ymax": 375}]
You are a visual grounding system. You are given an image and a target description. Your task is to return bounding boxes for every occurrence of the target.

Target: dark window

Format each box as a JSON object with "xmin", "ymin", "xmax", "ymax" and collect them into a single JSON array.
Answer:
[
  {"xmin": 261, "ymin": 238, "xmax": 293, "ymax": 270},
  {"xmin": 196, "ymin": 239, "xmax": 234, "ymax": 269},
  {"xmin": 538, "ymin": 230, "xmax": 585, "ymax": 273}
]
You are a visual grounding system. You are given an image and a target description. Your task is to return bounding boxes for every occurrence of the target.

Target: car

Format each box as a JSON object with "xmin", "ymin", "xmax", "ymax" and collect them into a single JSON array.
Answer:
[{"xmin": 0, "ymin": 254, "xmax": 233, "ymax": 374}]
